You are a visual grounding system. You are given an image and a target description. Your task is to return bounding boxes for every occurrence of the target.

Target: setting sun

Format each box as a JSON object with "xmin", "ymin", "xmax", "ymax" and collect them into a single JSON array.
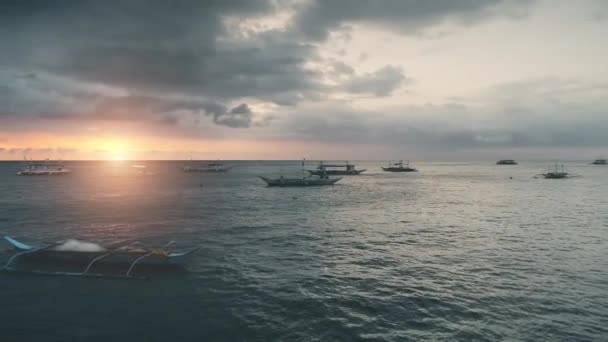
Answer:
[
  {"xmin": 99, "ymin": 139, "xmax": 130, "ymax": 161},
  {"xmin": 111, "ymin": 151, "xmax": 127, "ymax": 161}
]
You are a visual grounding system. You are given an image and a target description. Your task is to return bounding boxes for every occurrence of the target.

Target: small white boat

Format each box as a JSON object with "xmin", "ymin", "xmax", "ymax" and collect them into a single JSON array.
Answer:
[
  {"xmin": 17, "ymin": 159, "xmax": 71, "ymax": 175},
  {"xmin": 307, "ymin": 161, "xmax": 365, "ymax": 176}
]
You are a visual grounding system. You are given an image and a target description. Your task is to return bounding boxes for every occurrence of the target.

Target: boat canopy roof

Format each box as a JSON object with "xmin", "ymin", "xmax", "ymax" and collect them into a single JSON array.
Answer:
[
  {"xmin": 52, "ymin": 239, "xmax": 107, "ymax": 252},
  {"xmin": 320, "ymin": 164, "xmax": 352, "ymax": 167}
]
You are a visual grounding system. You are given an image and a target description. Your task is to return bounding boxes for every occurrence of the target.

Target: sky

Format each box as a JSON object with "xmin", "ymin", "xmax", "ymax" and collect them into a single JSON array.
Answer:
[{"xmin": 1, "ymin": 0, "xmax": 607, "ymax": 160}]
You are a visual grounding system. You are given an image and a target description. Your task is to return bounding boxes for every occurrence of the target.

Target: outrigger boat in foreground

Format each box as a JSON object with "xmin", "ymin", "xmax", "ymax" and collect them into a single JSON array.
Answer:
[
  {"xmin": 3, "ymin": 236, "xmax": 199, "ymax": 279},
  {"xmin": 382, "ymin": 160, "xmax": 418, "ymax": 172},
  {"xmin": 307, "ymin": 161, "xmax": 365, "ymax": 176},
  {"xmin": 259, "ymin": 175, "xmax": 341, "ymax": 187}
]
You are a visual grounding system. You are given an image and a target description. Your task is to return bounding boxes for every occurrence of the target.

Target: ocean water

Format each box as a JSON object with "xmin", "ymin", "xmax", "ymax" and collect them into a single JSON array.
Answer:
[{"xmin": 0, "ymin": 160, "xmax": 606, "ymax": 341}]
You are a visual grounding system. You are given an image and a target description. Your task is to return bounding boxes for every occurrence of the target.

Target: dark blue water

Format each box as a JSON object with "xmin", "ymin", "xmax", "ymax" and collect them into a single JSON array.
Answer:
[{"xmin": 1, "ymin": 161, "xmax": 607, "ymax": 341}]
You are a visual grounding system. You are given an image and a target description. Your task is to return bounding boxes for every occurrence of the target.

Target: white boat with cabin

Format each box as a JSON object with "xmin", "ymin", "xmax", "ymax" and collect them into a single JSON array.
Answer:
[
  {"xmin": 307, "ymin": 161, "xmax": 366, "ymax": 176},
  {"xmin": 16, "ymin": 159, "xmax": 71, "ymax": 175}
]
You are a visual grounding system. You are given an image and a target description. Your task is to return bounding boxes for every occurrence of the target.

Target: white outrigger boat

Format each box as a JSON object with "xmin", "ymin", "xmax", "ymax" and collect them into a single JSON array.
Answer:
[
  {"xmin": 260, "ymin": 159, "xmax": 342, "ymax": 186},
  {"xmin": 3, "ymin": 236, "xmax": 199, "ymax": 279},
  {"xmin": 17, "ymin": 159, "xmax": 71, "ymax": 175},
  {"xmin": 307, "ymin": 161, "xmax": 366, "ymax": 176}
]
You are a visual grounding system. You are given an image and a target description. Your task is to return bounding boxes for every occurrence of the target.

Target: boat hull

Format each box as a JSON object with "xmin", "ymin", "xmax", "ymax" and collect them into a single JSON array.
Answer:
[
  {"xmin": 381, "ymin": 167, "xmax": 417, "ymax": 172},
  {"xmin": 17, "ymin": 171, "xmax": 71, "ymax": 175},
  {"xmin": 18, "ymin": 249, "xmax": 196, "ymax": 267},
  {"xmin": 542, "ymin": 173, "xmax": 568, "ymax": 179},
  {"xmin": 183, "ymin": 168, "xmax": 229, "ymax": 172},
  {"xmin": 259, "ymin": 176, "xmax": 341, "ymax": 187}
]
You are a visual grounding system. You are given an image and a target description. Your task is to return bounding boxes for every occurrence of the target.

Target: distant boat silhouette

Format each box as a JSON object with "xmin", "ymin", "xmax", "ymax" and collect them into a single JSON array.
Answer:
[
  {"xmin": 496, "ymin": 159, "xmax": 518, "ymax": 165},
  {"xmin": 259, "ymin": 175, "xmax": 341, "ymax": 187},
  {"xmin": 183, "ymin": 161, "xmax": 231, "ymax": 172},
  {"xmin": 540, "ymin": 163, "xmax": 571, "ymax": 179},
  {"xmin": 382, "ymin": 160, "xmax": 418, "ymax": 172},
  {"xmin": 589, "ymin": 158, "xmax": 607, "ymax": 165}
]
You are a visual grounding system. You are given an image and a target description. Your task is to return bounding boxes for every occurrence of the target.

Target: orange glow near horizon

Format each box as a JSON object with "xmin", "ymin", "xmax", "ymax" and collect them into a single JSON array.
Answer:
[
  {"xmin": 98, "ymin": 139, "xmax": 130, "ymax": 161},
  {"xmin": 0, "ymin": 131, "xmax": 389, "ymax": 160}
]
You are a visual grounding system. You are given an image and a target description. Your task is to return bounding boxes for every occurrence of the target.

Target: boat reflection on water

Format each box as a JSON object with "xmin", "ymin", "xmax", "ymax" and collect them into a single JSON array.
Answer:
[
  {"xmin": 107, "ymin": 163, "xmax": 158, "ymax": 177},
  {"xmin": 259, "ymin": 175, "xmax": 341, "ymax": 187}
]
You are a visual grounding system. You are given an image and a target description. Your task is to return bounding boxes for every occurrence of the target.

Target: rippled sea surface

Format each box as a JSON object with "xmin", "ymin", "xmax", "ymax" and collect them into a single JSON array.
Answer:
[{"xmin": 0, "ymin": 160, "xmax": 607, "ymax": 341}]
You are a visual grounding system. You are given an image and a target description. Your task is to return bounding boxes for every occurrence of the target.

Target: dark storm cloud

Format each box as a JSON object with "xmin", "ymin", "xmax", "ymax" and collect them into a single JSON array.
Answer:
[
  {"xmin": 1, "ymin": 0, "xmax": 275, "ymax": 95},
  {"xmin": 37, "ymin": 93, "xmax": 257, "ymax": 128},
  {"xmin": 213, "ymin": 103, "xmax": 253, "ymax": 128},
  {"xmin": 0, "ymin": 0, "xmax": 313, "ymax": 126},
  {"xmin": 0, "ymin": 0, "xmax": 536, "ymax": 131},
  {"xmin": 0, "ymin": 70, "xmax": 259, "ymax": 127},
  {"xmin": 342, "ymin": 65, "xmax": 406, "ymax": 96},
  {"xmin": 292, "ymin": 0, "xmax": 535, "ymax": 40}
]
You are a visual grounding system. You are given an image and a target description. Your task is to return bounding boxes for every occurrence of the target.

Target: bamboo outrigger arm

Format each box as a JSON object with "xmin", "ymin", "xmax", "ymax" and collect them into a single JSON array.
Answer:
[
  {"xmin": 125, "ymin": 241, "xmax": 176, "ymax": 277},
  {"xmin": 5, "ymin": 245, "xmax": 52, "ymax": 269},
  {"xmin": 125, "ymin": 252, "xmax": 154, "ymax": 277},
  {"xmin": 83, "ymin": 253, "xmax": 112, "ymax": 274}
]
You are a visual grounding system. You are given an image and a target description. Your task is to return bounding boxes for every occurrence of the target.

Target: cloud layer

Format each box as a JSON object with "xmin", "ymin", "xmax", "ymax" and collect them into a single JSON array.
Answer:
[
  {"xmin": 1, "ymin": 0, "xmax": 607, "ymax": 158},
  {"xmin": 1, "ymin": 1, "xmax": 529, "ymax": 124}
]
